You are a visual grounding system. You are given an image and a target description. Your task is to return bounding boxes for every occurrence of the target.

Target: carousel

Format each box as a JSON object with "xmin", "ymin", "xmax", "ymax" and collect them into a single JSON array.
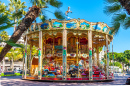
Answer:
[{"xmin": 22, "ymin": 18, "xmax": 114, "ymax": 81}]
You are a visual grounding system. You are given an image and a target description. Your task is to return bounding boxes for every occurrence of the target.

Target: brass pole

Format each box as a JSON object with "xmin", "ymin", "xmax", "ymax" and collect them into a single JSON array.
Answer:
[
  {"xmin": 97, "ymin": 47, "xmax": 99, "ymax": 67},
  {"xmin": 76, "ymin": 36, "xmax": 79, "ymax": 65},
  {"xmin": 106, "ymin": 34, "xmax": 109, "ymax": 79},
  {"xmin": 25, "ymin": 35, "xmax": 27, "ymax": 79},
  {"xmin": 38, "ymin": 31, "xmax": 43, "ymax": 80},
  {"xmin": 88, "ymin": 23, "xmax": 93, "ymax": 80}
]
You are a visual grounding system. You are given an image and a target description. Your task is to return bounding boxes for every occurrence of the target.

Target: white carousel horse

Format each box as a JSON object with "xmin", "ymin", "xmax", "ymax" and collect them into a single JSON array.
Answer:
[{"xmin": 65, "ymin": 6, "xmax": 72, "ymax": 16}]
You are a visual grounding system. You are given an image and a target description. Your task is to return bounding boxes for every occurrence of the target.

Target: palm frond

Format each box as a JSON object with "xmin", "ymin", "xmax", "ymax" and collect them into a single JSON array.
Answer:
[
  {"xmin": 112, "ymin": 13, "xmax": 126, "ymax": 22},
  {"xmin": 111, "ymin": 21, "xmax": 120, "ymax": 34},
  {"xmin": 39, "ymin": 15, "xmax": 47, "ymax": 23},
  {"xmin": 54, "ymin": 10, "xmax": 65, "ymax": 20},
  {"xmin": 12, "ymin": 11, "xmax": 22, "ymax": 18},
  {"xmin": 105, "ymin": 0, "xmax": 119, "ymax": 3},
  {"xmin": 49, "ymin": 0, "xmax": 62, "ymax": 8},
  {"xmin": 124, "ymin": 17, "xmax": 130, "ymax": 29},
  {"xmin": 104, "ymin": 3, "xmax": 122, "ymax": 15},
  {"xmin": 3, "ymin": 40, "xmax": 24, "ymax": 48},
  {"xmin": 0, "ymin": 15, "xmax": 10, "ymax": 25},
  {"xmin": 0, "ymin": 2, "xmax": 7, "ymax": 13},
  {"xmin": 0, "ymin": 23, "xmax": 15, "ymax": 31}
]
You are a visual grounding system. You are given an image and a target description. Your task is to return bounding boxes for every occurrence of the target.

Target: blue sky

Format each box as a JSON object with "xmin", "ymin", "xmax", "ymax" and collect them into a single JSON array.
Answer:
[{"xmin": 2, "ymin": 0, "xmax": 130, "ymax": 53}]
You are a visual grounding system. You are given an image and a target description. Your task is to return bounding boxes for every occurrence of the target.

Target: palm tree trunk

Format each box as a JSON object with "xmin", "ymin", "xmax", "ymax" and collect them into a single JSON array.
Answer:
[
  {"xmin": 14, "ymin": 17, "xmax": 17, "ymax": 32},
  {"xmin": 3, "ymin": 58, "xmax": 5, "ymax": 73},
  {"xmin": 128, "ymin": 66, "xmax": 129, "ymax": 73},
  {"xmin": 12, "ymin": 58, "xmax": 14, "ymax": 71},
  {"xmin": 123, "ymin": 63, "xmax": 124, "ymax": 72},
  {"xmin": 0, "ymin": 61, "xmax": 1, "ymax": 71},
  {"xmin": 0, "ymin": 6, "xmax": 40, "ymax": 62},
  {"xmin": 10, "ymin": 59, "xmax": 11, "ymax": 69},
  {"xmin": 118, "ymin": 0, "xmax": 130, "ymax": 15}
]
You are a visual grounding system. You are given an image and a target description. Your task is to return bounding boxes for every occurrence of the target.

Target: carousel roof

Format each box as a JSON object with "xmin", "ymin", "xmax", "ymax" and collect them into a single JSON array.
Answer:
[
  {"xmin": 26, "ymin": 19, "xmax": 113, "ymax": 35},
  {"xmin": 24, "ymin": 19, "xmax": 113, "ymax": 48}
]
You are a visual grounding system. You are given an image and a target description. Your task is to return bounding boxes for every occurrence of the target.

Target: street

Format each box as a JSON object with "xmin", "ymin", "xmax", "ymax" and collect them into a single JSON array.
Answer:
[{"xmin": 0, "ymin": 75, "xmax": 129, "ymax": 86}]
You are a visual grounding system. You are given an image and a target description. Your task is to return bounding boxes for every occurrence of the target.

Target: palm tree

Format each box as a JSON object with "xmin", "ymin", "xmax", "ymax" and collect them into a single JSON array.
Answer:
[
  {"xmin": 0, "ymin": 2, "xmax": 15, "ymax": 31},
  {"xmin": 118, "ymin": 0, "xmax": 130, "ymax": 15},
  {"xmin": 6, "ymin": 48, "xmax": 23, "ymax": 70},
  {"xmin": 8, "ymin": 0, "xmax": 27, "ymax": 32},
  {"xmin": 104, "ymin": 0, "xmax": 130, "ymax": 34},
  {"xmin": 0, "ymin": 0, "xmax": 64, "ymax": 62},
  {"xmin": 0, "ymin": 1, "xmax": 24, "ymax": 49},
  {"xmin": 0, "ymin": 31, "xmax": 9, "ymax": 72},
  {"xmin": 0, "ymin": 47, "xmax": 4, "ymax": 72}
]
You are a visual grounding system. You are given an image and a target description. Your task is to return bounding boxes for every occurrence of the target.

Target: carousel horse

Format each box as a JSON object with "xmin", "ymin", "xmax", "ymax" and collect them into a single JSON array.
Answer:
[{"xmin": 65, "ymin": 6, "xmax": 72, "ymax": 16}]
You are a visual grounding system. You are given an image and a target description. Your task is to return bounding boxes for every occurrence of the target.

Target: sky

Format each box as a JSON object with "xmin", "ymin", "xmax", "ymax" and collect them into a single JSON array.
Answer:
[{"xmin": 2, "ymin": 0, "xmax": 130, "ymax": 53}]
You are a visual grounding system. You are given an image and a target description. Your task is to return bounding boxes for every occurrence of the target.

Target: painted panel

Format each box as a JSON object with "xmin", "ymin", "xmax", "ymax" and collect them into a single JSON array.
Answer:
[
  {"xmin": 109, "ymin": 30, "xmax": 112, "ymax": 35},
  {"xmin": 55, "ymin": 45, "xmax": 63, "ymax": 49},
  {"xmin": 35, "ymin": 25, "xmax": 39, "ymax": 30},
  {"xmin": 93, "ymin": 24, "xmax": 101, "ymax": 30},
  {"xmin": 53, "ymin": 22, "xmax": 63, "ymax": 28},
  {"xmin": 31, "ymin": 25, "xmax": 34, "ymax": 31},
  {"xmin": 80, "ymin": 22, "xmax": 90, "ymax": 29},
  {"xmin": 41, "ymin": 23, "xmax": 49, "ymax": 29},
  {"xmin": 102, "ymin": 26, "xmax": 108, "ymax": 32},
  {"xmin": 66, "ymin": 21, "xmax": 77, "ymax": 29}
]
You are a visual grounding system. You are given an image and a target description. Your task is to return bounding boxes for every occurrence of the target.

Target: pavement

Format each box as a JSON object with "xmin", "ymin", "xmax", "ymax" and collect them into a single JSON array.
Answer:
[{"xmin": 0, "ymin": 75, "xmax": 129, "ymax": 86}]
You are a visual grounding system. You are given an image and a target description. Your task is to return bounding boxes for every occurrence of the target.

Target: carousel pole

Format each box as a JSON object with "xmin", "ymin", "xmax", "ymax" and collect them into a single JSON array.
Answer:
[
  {"xmin": 29, "ymin": 42, "xmax": 32, "ymax": 76},
  {"xmin": 22, "ymin": 41, "xmax": 25, "ymax": 78},
  {"xmin": 76, "ymin": 31, "xmax": 79, "ymax": 78},
  {"xmin": 88, "ymin": 23, "xmax": 93, "ymax": 80},
  {"xmin": 62, "ymin": 6, "xmax": 72, "ymax": 80},
  {"xmin": 24, "ymin": 35, "xmax": 27, "ymax": 79},
  {"xmin": 62, "ymin": 21, "xmax": 67, "ymax": 80},
  {"xmin": 96, "ymin": 47, "xmax": 99, "ymax": 67},
  {"xmin": 79, "ymin": 36, "xmax": 81, "ymax": 78},
  {"xmin": 106, "ymin": 34, "xmax": 109, "ymax": 79},
  {"xmin": 112, "ymin": 40, "xmax": 114, "ymax": 78},
  {"xmin": 38, "ymin": 31, "xmax": 43, "ymax": 80},
  {"xmin": 52, "ymin": 31, "xmax": 55, "ymax": 67},
  {"xmin": 109, "ymin": 43, "xmax": 111, "ymax": 73},
  {"xmin": 76, "ymin": 35, "xmax": 79, "ymax": 65},
  {"xmin": 104, "ymin": 45, "xmax": 107, "ymax": 78},
  {"xmin": 43, "ymin": 32, "xmax": 46, "ymax": 68}
]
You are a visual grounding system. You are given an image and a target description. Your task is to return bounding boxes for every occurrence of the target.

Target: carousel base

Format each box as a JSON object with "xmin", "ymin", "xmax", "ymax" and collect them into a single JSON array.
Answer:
[{"xmin": 22, "ymin": 77, "xmax": 114, "ymax": 82}]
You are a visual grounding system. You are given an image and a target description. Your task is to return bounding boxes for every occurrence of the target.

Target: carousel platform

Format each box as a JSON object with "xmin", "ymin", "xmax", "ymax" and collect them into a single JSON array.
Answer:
[{"xmin": 22, "ymin": 77, "xmax": 114, "ymax": 83}]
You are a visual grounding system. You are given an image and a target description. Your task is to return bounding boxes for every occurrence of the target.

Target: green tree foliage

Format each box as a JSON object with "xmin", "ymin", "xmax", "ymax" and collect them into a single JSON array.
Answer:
[
  {"xmin": 8, "ymin": 0, "xmax": 27, "ymax": 24},
  {"xmin": 106, "ymin": 51, "xmax": 130, "ymax": 72},
  {"xmin": 31, "ymin": 46, "xmax": 38, "ymax": 56},
  {"xmin": 114, "ymin": 62, "xmax": 122, "ymax": 69},
  {"xmin": 109, "ymin": 61, "xmax": 122, "ymax": 68},
  {"xmin": 0, "ymin": 2, "xmax": 15, "ymax": 31},
  {"xmin": 0, "ymin": 1, "xmax": 24, "ymax": 48},
  {"xmin": 0, "ymin": 47, "xmax": 3, "ymax": 52},
  {"xmin": 31, "ymin": 0, "xmax": 65, "ymax": 22},
  {"xmin": 6, "ymin": 48, "xmax": 23, "ymax": 61},
  {"xmin": 123, "ymin": 50, "xmax": 130, "ymax": 60},
  {"xmin": 0, "ymin": 31, "xmax": 9, "ymax": 41}
]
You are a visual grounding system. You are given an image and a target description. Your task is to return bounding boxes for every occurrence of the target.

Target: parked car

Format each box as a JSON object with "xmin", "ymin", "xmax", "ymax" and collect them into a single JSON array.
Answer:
[
  {"xmin": 0, "ymin": 68, "xmax": 1, "ymax": 75},
  {"xmin": 114, "ymin": 72, "xmax": 124, "ymax": 76},
  {"xmin": 126, "ymin": 77, "xmax": 130, "ymax": 85},
  {"xmin": 14, "ymin": 70, "xmax": 22, "ymax": 74}
]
